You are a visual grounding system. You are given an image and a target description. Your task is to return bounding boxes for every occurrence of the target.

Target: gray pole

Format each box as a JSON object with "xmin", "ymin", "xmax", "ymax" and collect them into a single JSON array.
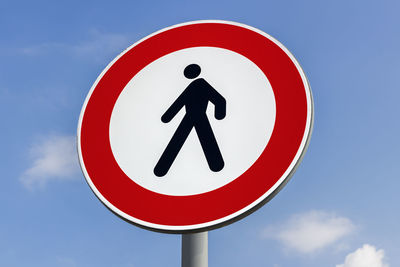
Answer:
[{"xmin": 181, "ymin": 232, "xmax": 208, "ymax": 267}]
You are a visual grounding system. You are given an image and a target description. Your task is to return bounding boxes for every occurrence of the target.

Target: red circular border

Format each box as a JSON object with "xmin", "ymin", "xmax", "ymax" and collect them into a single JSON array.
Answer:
[{"xmin": 79, "ymin": 22, "xmax": 308, "ymax": 229}]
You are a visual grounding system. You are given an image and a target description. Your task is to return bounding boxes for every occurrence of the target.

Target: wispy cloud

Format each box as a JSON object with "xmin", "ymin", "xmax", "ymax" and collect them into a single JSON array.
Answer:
[
  {"xmin": 336, "ymin": 244, "xmax": 388, "ymax": 267},
  {"xmin": 57, "ymin": 256, "xmax": 78, "ymax": 267},
  {"xmin": 19, "ymin": 29, "xmax": 131, "ymax": 62},
  {"xmin": 20, "ymin": 135, "xmax": 80, "ymax": 190},
  {"xmin": 262, "ymin": 210, "xmax": 355, "ymax": 254}
]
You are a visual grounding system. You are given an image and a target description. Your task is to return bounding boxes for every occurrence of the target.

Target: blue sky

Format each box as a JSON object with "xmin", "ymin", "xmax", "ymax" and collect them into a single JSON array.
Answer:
[{"xmin": 1, "ymin": 0, "xmax": 399, "ymax": 266}]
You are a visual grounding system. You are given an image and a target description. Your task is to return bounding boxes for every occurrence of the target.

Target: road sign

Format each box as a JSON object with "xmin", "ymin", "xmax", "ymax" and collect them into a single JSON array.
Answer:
[{"xmin": 78, "ymin": 20, "xmax": 313, "ymax": 233}]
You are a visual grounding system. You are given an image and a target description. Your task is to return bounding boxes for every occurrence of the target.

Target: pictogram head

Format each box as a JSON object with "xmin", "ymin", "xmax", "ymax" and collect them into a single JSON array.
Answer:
[{"xmin": 184, "ymin": 64, "xmax": 201, "ymax": 79}]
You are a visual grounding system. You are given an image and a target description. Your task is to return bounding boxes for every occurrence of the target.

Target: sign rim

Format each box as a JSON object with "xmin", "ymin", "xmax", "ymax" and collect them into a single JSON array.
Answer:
[{"xmin": 77, "ymin": 19, "xmax": 313, "ymax": 233}]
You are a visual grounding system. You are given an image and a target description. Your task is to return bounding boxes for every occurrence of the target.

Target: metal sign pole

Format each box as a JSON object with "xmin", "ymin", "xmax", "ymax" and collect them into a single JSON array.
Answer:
[{"xmin": 181, "ymin": 231, "xmax": 208, "ymax": 267}]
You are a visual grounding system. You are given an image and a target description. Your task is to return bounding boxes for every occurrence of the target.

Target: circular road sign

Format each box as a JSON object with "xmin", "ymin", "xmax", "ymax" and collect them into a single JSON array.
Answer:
[{"xmin": 78, "ymin": 20, "xmax": 313, "ymax": 233}]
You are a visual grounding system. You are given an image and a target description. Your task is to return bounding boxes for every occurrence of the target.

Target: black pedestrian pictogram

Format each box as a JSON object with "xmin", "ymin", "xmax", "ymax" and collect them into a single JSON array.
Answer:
[{"xmin": 154, "ymin": 64, "xmax": 226, "ymax": 177}]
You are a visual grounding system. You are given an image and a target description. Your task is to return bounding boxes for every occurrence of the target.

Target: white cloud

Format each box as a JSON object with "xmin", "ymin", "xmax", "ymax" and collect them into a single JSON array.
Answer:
[
  {"xmin": 72, "ymin": 30, "xmax": 130, "ymax": 57},
  {"xmin": 57, "ymin": 256, "xmax": 78, "ymax": 267},
  {"xmin": 336, "ymin": 244, "xmax": 388, "ymax": 267},
  {"xmin": 20, "ymin": 30, "xmax": 131, "ymax": 62},
  {"xmin": 20, "ymin": 135, "xmax": 80, "ymax": 190},
  {"xmin": 262, "ymin": 210, "xmax": 355, "ymax": 254},
  {"xmin": 20, "ymin": 42, "xmax": 67, "ymax": 56}
]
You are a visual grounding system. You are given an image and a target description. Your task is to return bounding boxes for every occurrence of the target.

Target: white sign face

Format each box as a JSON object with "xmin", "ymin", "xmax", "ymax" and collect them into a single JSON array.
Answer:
[
  {"xmin": 109, "ymin": 47, "xmax": 276, "ymax": 196},
  {"xmin": 78, "ymin": 20, "xmax": 313, "ymax": 233}
]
